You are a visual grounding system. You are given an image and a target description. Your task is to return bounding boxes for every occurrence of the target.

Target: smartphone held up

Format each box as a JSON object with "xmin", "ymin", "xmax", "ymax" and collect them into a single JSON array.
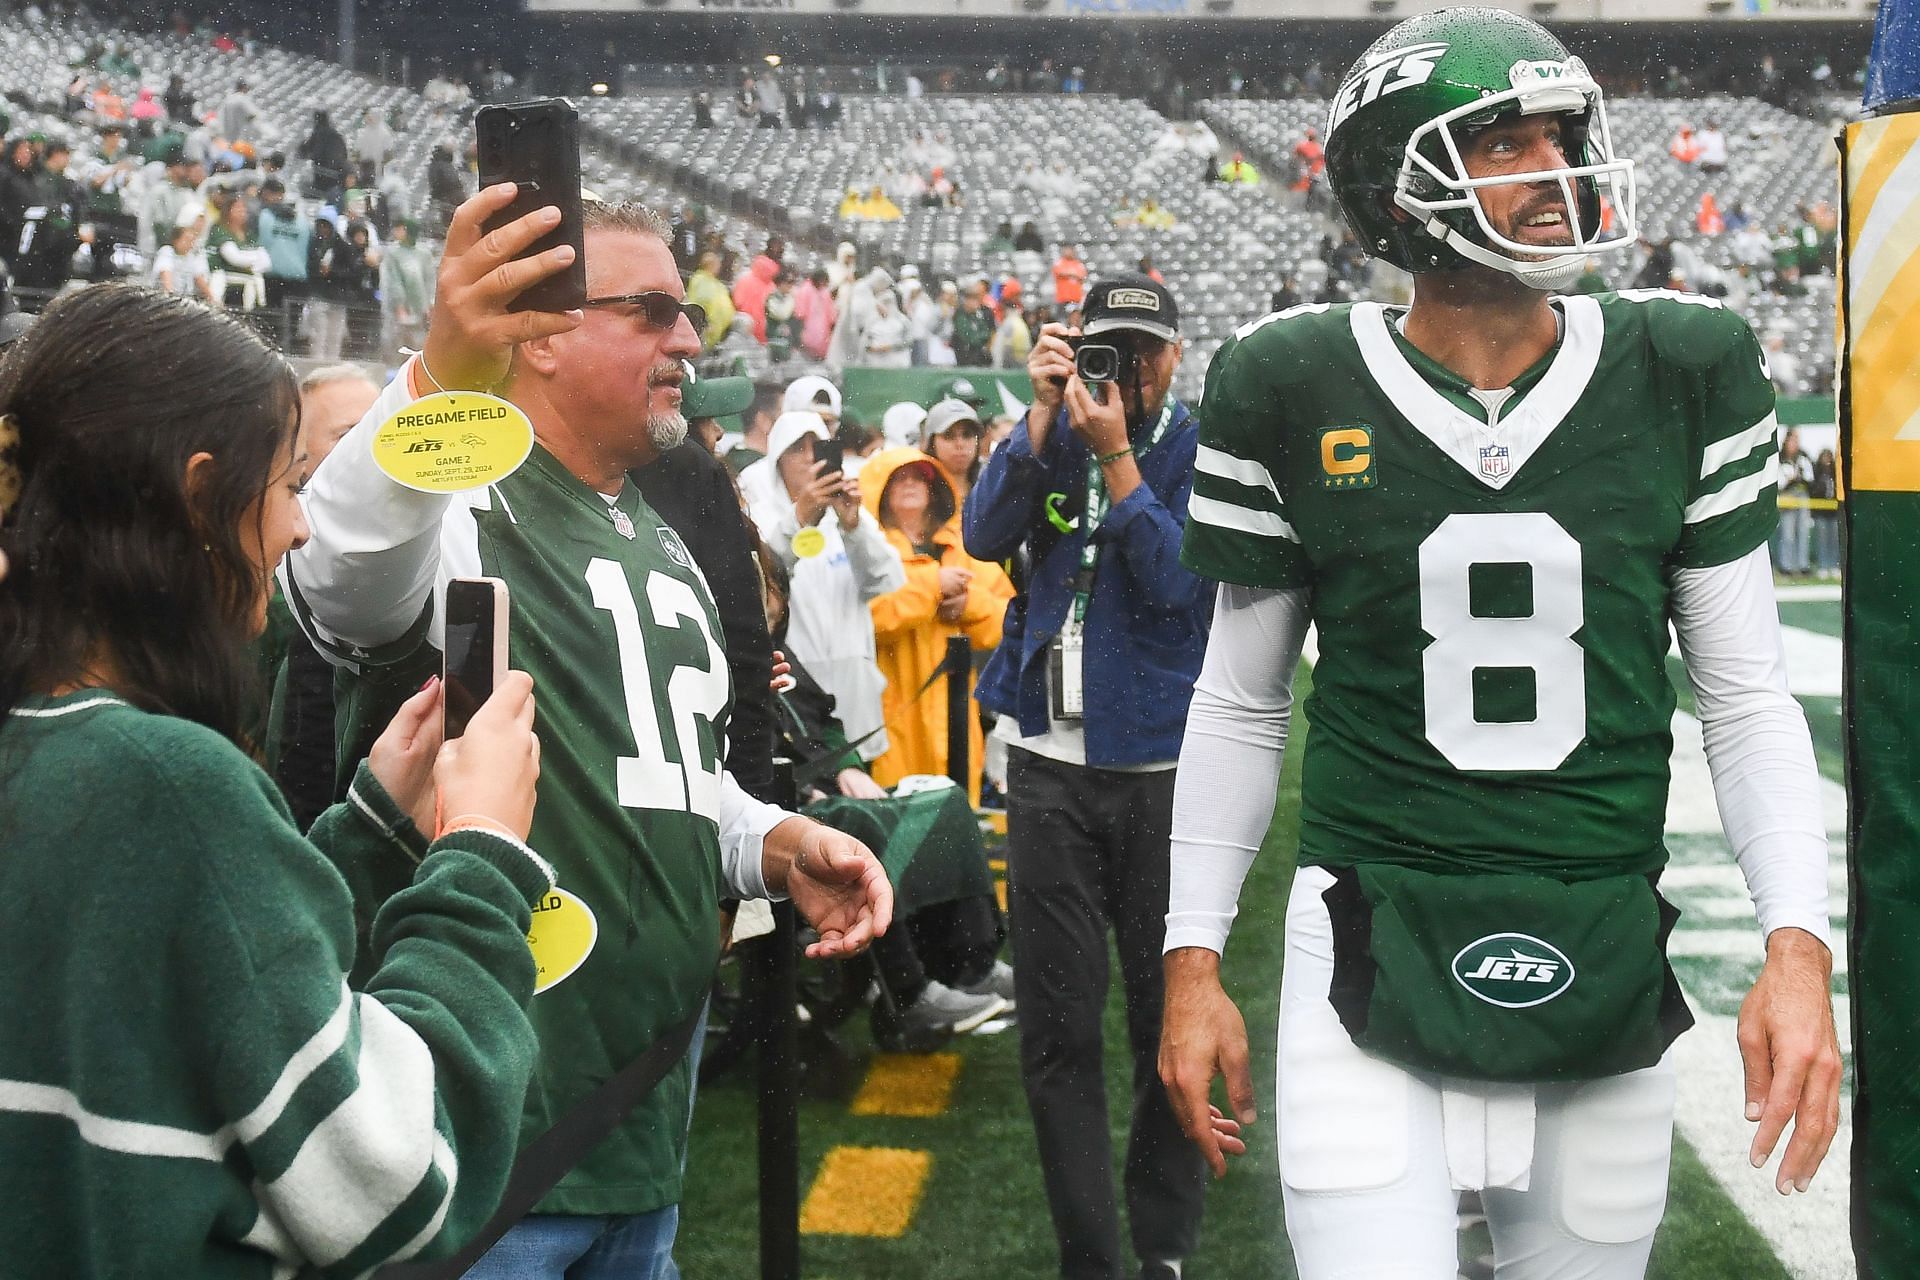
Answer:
[
  {"xmin": 443, "ymin": 577, "xmax": 510, "ymax": 740},
  {"xmin": 475, "ymin": 98, "xmax": 587, "ymax": 313}
]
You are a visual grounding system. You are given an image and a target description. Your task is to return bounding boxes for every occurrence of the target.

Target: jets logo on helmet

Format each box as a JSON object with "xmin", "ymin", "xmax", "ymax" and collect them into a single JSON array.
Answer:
[
  {"xmin": 1323, "ymin": 7, "xmax": 1638, "ymax": 293},
  {"xmin": 1326, "ymin": 41, "xmax": 1447, "ymax": 137}
]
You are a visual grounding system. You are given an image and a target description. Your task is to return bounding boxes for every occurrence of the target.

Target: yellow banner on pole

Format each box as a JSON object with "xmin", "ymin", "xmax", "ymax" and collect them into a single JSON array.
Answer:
[{"xmin": 1844, "ymin": 113, "xmax": 1920, "ymax": 492}]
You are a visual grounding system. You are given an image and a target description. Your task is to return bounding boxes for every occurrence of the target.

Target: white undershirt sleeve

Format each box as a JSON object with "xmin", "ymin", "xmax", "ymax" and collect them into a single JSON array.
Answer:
[
  {"xmin": 717, "ymin": 770, "xmax": 794, "ymax": 901},
  {"xmin": 1670, "ymin": 545, "xmax": 1830, "ymax": 947},
  {"xmin": 1164, "ymin": 583, "xmax": 1312, "ymax": 956}
]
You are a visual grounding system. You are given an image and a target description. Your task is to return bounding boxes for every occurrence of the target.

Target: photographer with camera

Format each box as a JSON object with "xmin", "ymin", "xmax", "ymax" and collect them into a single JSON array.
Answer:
[{"xmin": 964, "ymin": 273, "xmax": 1210, "ymax": 1280}]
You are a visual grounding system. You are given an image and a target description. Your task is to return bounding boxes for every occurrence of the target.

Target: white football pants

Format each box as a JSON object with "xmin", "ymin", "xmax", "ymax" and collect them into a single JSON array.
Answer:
[{"xmin": 1277, "ymin": 867, "xmax": 1676, "ymax": 1280}]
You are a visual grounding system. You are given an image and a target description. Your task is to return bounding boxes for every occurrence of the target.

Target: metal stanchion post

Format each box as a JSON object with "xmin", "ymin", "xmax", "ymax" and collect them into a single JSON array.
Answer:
[
  {"xmin": 758, "ymin": 757, "xmax": 801, "ymax": 1280},
  {"xmin": 945, "ymin": 635, "xmax": 972, "ymax": 792}
]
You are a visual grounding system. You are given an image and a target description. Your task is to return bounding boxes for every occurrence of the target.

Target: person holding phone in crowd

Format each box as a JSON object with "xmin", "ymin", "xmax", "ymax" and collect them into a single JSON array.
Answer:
[
  {"xmin": 0, "ymin": 286, "xmax": 554, "ymax": 1274},
  {"xmin": 284, "ymin": 185, "xmax": 893, "ymax": 1278}
]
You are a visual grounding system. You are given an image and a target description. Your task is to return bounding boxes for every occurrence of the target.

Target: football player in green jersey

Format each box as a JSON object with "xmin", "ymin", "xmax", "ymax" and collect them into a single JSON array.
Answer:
[
  {"xmin": 286, "ymin": 185, "xmax": 893, "ymax": 1277},
  {"xmin": 1157, "ymin": 10, "xmax": 1840, "ymax": 1277}
]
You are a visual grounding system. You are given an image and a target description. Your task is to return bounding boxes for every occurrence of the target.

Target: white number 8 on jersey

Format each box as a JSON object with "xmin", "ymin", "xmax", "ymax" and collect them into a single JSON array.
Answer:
[{"xmin": 1419, "ymin": 512, "xmax": 1587, "ymax": 772}]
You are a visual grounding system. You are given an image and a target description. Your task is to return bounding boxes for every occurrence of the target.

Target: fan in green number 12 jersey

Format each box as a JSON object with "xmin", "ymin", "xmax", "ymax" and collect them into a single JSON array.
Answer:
[
  {"xmin": 1156, "ymin": 11, "xmax": 1841, "ymax": 1280},
  {"xmin": 285, "ymin": 191, "xmax": 893, "ymax": 1272}
]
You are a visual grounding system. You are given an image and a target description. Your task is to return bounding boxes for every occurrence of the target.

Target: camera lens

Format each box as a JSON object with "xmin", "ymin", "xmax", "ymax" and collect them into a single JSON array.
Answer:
[{"xmin": 1076, "ymin": 343, "xmax": 1120, "ymax": 383}]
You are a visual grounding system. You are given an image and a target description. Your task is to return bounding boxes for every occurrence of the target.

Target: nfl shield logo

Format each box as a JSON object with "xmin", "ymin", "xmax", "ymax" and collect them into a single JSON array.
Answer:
[
  {"xmin": 1478, "ymin": 444, "xmax": 1511, "ymax": 481},
  {"xmin": 609, "ymin": 506, "xmax": 637, "ymax": 540}
]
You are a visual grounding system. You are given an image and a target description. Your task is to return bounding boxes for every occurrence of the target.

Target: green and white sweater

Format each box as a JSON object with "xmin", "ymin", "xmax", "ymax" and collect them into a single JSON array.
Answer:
[{"xmin": 0, "ymin": 690, "xmax": 556, "ymax": 1278}]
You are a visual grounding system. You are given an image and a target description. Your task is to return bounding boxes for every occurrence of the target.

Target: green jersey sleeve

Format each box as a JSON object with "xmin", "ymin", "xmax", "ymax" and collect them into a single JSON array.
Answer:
[
  {"xmin": 1181, "ymin": 313, "xmax": 1315, "ymax": 590},
  {"xmin": 1670, "ymin": 304, "xmax": 1780, "ymax": 569}
]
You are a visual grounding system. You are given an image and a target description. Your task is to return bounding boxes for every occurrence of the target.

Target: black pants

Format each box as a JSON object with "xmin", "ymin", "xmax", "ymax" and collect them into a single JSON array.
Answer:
[
  {"xmin": 871, "ymin": 894, "xmax": 1005, "ymax": 1006},
  {"xmin": 1006, "ymin": 748, "xmax": 1206, "ymax": 1279}
]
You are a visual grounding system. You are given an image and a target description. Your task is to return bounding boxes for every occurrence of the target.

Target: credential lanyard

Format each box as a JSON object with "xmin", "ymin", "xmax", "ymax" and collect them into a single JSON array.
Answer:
[{"xmin": 1069, "ymin": 404, "xmax": 1172, "ymax": 626}]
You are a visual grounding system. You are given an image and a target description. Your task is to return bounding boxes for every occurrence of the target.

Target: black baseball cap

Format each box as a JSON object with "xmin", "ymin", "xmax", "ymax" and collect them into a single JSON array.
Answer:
[{"xmin": 1081, "ymin": 272, "xmax": 1180, "ymax": 343}]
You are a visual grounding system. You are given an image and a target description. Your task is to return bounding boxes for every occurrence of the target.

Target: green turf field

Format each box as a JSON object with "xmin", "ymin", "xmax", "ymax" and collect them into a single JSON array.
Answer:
[{"xmin": 675, "ymin": 641, "xmax": 1830, "ymax": 1278}]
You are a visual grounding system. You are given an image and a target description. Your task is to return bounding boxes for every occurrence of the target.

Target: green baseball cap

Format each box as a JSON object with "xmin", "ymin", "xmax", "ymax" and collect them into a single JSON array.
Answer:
[{"xmin": 681, "ymin": 364, "xmax": 754, "ymax": 420}]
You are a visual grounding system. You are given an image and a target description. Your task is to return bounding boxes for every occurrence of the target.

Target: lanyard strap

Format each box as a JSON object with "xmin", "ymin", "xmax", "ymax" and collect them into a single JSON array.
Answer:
[{"xmin": 1070, "ymin": 404, "xmax": 1172, "ymax": 625}]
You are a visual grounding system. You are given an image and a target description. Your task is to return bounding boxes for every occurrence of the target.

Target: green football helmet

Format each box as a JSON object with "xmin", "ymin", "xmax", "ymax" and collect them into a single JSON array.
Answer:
[{"xmin": 1323, "ymin": 8, "xmax": 1638, "ymax": 291}]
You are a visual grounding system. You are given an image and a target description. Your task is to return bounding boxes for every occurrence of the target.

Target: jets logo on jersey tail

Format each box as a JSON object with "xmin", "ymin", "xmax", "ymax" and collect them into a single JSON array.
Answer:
[{"xmin": 1451, "ymin": 932, "xmax": 1577, "ymax": 1008}]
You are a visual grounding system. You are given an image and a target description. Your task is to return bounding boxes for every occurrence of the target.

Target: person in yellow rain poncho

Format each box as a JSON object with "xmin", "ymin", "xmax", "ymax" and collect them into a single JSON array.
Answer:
[
  {"xmin": 861, "ymin": 446, "xmax": 1013, "ymax": 803},
  {"xmin": 684, "ymin": 249, "xmax": 735, "ymax": 349}
]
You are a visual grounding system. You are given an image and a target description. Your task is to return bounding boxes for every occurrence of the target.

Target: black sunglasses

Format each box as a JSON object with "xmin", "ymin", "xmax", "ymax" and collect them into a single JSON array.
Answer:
[{"xmin": 582, "ymin": 291, "xmax": 706, "ymax": 333}]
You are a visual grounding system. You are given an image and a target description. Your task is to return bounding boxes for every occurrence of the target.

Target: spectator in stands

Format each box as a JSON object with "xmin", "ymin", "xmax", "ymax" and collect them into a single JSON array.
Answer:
[
  {"xmin": 1766, "ymin": 332, "xmax": 1804, "ymax": 397},
  {"xmin": 129, "ymin": 86, "xmax": 163, "ymax": 131},
  {"xmin": 732, "ymin": 239, "xmax": 783, "ymax": 341},
  {"xmin": 1793, "ymin": 204, "xmax": 1826, "ymax": 275},
  {"xmin": 863, "ymin": 288, "xmax": 913, "ymax": 368},
  {"xmin": 727, "ymin": 383, "xmax": 783, "ymax": 475},
  {"xmin": 990, "ymin": 285, "xmax": 1032, "ymax": 369},
  {"xmin": 1697, "ymin": 118, "xmax": 1729, "ymax": 173},
  {"xmin": 692, "ymin": 89, "xmax": 714, "ymax": 128},
  {"xmin": 297, "ymin": 110, "xmax": 349, "ymax": 204},
  {"xmin": 1732, "ymin": 219, "xmax": 1773, "ymax": 270},
  {"xmin": 755, "ymin": 71, "xmax": 784, "ymax": 127},
  {"xmin": 1726, "ymin": 200, "xmax": 1751, "ymax": 234},
  {"xmin": 426, "ymin": 143, "xmax": 466, "ymax": 237},
  {"xmin": 1014, "ymin": 220, "xmax": 1046, "ymax": 254},
  {"xmin": 0, "ymin": 280, "xmax": 555, "ymax": 1280},
  {"xmin": 381, "ymin": 217, "xmax": 435, "ymax": 357},
  {"xmin": 163, "ymin": 73, "xmax": 195, "ymax": 126},
  {"xmin": 882, "ymin": 401, "xmax": 929, "ymax": 451},
  {"xmin": 902, "ymin": 270, "xmax": 938, "ymax": 365},
  {"xmin": 966, "ymin": 274, "xmax": 1208, "ymax": 1280},
  {"xmin": 829, "ymin": 266, "xmax": 895, "ymax": 369},
  {"xmin": 218, "ymin": 81, "xmax": 261, "ymax": 149},
  {"xmin": 304, "ymin": 216, "xmax": 352, "ymax": 358},
  {"xmin": 764, "ymin": 269, "xmax": 800, "ymax": 355},
  {"xmin": 686, "ymin": 249, "xmax": 736, "ymax": 351},
  {"xmin": 257, "ymin": 179, "xmax": 310, "ymax": 304},
  {"xmin": 742, "ymin": 410, "xmax": 906, "ymax": 758},
  {"xmin": 794, "ymin": 266, "xmax": 837, "ymax": 361},
  {"xmin": 207, "ymin": 195, "xmax": 272, "ymax": 310},
  {"xmin": 1697, "ymin": 192, "xmax": 1726, "ymax": 236},
  {"xmin": 353, "ymin": 107, "xmax": 394, "ymax": 180},
  {"xmin": 828, "ymin": 240, "xmax": 860, "ymax": 293},
  {"xmin": 952, "ymin": 281, "xmax": 994, "ymax": 366},
  {"xmin": 984, "ymin": 220, "xmax": 1016, "ymax": 257},
  {"xmin": 1218, "ymin": 150, "xmax": 1261, "ymax": 185},
  {"xmin": 90, "ymin": 79, "xmax": 125, "ymax": 123},
  {"xmin": 1775, "ymin": 427, "xmax": 1815, "ymax": 577},
  {"xmin": 0, "ymin": 140, "xmax": 39, "ymax": 276},
  {"xmin": 928, "ymin": 166, "xmax": 959, "ymax": 208},
  {"xmin": 1669, "ymin": 123, "xmax": 1701, "ymax": 164},
  {"xmin": 11, "ymin": 141, "xmax": 83, "ymax": 293},
  {"xmin": 1052, "ymin": 244, "xmax": 1089, "ymax": 310},
  {"xmin": 1811, "ymin": 448, "xmax": 1841, "ymax": 579},
  {"xmin": 152, "ymin": 218, "xmax": 216, "ymax": 302},
  {"xmin": 862, "ymin": 446, "xmax": 1013, "ymax": 802},
  {"xmin": 1291, "ymin": 126, "xmax": 1326, "ymax": 200}
]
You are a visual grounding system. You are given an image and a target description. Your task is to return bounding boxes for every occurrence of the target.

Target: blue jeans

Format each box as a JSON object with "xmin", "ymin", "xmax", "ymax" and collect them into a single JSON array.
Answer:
[{"xmin": 462, "ymin": 1207, "xmax": 679, "ymax": 1280}]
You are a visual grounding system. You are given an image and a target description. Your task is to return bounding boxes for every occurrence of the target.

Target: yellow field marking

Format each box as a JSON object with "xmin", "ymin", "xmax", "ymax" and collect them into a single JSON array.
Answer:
[
  {"xmin": 851, "ymin": 1052, "xmax": 961, "ymax": 1118},
  {"xmin": 979, "ymin": 809, "xmax": 1008, "ymax": 836},
  {"xmin": 799, "ymin": 1146, "xmax": 932, "ymax": 1238},
  {"xmin": 989, "ymin": 855, "xmax": 1009, "ymax": 911}
]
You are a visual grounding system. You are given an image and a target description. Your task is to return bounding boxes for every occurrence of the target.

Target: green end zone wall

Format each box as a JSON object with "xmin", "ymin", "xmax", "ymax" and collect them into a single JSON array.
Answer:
[
  {"xmin": 839, "ymin": 368, "xmax": 1035, "ymax": 426},
  {"xmin": 1841, "ymin": 111, "xmax": 1920, "ymax": 1278}
]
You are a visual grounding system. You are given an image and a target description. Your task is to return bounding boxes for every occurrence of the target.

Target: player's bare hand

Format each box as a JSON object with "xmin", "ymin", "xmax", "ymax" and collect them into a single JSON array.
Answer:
[
  {"xmin": 368, "ymin": 675, "xmax": 445, "ymax": 835},
  {"xmin": 1063, "ymin": 373, "xmax": 1130, "ymax": 458},
  {"xmin": 424, "ymin": 183, "xmax": 582, "ymax": 392},
  {"xmin": 770, "ymin": 817, "xmax": 894, "ymax": 958},
  {"xmin": 435, "ymin": 670, "xmax": 541, "ymax": 843},
  {"xmin": 1738, "ymin": 926, "xmax": 1842, "ymax": 1195},
  {"xmin": 1159, "ymin": 947, "xmax": 1256, "ymax": 1179}
]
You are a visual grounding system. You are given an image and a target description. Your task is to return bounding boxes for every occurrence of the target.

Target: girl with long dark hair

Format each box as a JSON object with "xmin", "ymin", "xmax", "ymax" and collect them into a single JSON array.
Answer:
[{"xmin": 0, "ymin": 285, "xmax": 553, "ymax": 1275}]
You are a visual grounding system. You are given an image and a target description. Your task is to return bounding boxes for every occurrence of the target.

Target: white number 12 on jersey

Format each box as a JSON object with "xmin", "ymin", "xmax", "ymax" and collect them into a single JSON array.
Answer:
[
  {"xmin": 1418, "ymin": 512, "xmax": 1586, "ymax": 772},
  {"xmin": 586, "ymin": 557, "xmax": 730, "ymax": 821}
]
